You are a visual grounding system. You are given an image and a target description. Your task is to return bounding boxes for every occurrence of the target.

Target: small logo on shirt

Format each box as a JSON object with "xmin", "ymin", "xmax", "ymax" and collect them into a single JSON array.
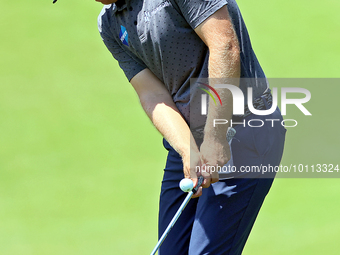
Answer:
[
  {"xmin": 143, "ymin": 0, "xmax": 171, "ymax": 23},
  {"xmin": 119, "ymin": 25, "xmax": 129, "ymax": 47}
]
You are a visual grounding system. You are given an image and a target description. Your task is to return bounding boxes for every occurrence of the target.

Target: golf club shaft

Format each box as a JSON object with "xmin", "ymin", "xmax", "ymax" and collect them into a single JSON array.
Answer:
[
  {"xmin": 150, "ymin": 191, "xmax": 192, "ymax": 255},
  {"xmin": 150, "ymin": 176, "xmax": 204, "ymax": 255}
]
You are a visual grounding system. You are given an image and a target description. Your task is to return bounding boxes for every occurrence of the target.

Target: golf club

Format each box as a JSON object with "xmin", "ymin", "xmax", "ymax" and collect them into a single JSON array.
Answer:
[{"xmin": 150, "ymin": 127, "xmax": 236, "ymax": 255}]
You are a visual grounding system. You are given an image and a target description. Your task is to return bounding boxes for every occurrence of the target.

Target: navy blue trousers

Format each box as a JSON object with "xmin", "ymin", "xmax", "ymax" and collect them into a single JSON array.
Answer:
[{"xmin": 158, "ymin": 108, "xmax": 286, "ymax": 255}]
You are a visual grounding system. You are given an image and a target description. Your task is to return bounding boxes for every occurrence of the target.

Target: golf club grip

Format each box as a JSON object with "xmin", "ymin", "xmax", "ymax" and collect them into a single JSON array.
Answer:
[{"xmin": 192, "ymin": 176, "xmax": 204, "ymax": 194}]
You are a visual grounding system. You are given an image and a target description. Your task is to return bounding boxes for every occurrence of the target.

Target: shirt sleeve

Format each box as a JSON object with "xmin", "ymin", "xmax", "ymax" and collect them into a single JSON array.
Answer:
[
  {"xmin": 98, "ymin": 7, "xmax": 147, "ymax": 82},
  {"xmin": 172, "ymin": 0, "xmax": 228, "ymax": 29}
]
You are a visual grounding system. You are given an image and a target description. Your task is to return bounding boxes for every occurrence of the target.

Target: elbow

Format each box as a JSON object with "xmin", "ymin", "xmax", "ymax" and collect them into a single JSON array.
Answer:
[
  {"xmin": 210, "ymin": 37, "xmax": 240, "ymax": 62},
  {"xmin": 208, "ymin": 36, "xmax": 241, "ymax": 78},
  {"xmin": 139, "ymin": 94, "xmax": 153, "ymax": 112},
  {"xmin": 230, "ymin": 36, "xmax": 240, "ymax": 54},
  {"xmin": 222, "ymin": 37, "xmax": 240, "ymax": 60},
  {"xmin": 230, "ymin": 42, "xmax": 240, "ymax": 60}
]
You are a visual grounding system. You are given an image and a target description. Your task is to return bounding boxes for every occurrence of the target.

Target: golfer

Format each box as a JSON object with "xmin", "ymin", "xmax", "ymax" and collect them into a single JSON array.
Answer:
[{"xmin": 97, "ymin": 0, "xmax": 286, "ymax": 254}]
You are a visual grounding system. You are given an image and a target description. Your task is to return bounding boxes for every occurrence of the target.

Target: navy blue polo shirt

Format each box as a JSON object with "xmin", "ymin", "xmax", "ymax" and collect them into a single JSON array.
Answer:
[{"xmin": 98, "ymin": 0, "xmax": 268, "ymax": 125}]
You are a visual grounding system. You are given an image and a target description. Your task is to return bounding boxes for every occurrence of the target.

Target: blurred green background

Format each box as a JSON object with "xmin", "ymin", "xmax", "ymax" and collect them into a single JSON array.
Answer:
[{"xmin": 0, "ymin": 0, "xmax": 339, "ymax": 254}]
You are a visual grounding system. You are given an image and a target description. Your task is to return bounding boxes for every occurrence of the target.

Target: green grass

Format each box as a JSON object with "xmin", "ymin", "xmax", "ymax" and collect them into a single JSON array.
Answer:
[{"xmin": 0, "ymin": 0, "xmax": 339, "ymax": 254}]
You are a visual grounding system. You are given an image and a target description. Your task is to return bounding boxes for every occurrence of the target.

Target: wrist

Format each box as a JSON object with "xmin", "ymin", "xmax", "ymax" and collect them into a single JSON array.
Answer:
[
  {"xmin": 180, "ymin": 144, "xmax": 200, "ymax": 161},
  {"xmin": 204, "ymin": 126, "xmax": 228, "ymax": 142}
]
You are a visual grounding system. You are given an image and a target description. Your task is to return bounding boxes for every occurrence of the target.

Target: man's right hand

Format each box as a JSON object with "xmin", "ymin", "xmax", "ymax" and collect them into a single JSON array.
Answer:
[
  {"xmin": 183, "ymin": 148, "xmax": 219, "ymax": 198},
  {"xmin": 182, "ymin": 149, "xmax": 203, "ymax": 197}
]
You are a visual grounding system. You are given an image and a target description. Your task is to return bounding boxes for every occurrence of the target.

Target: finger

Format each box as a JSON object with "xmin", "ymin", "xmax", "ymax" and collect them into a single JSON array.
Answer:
[
  {"xmin": 192, "ymin": 187, "xmax": 202, "ymax": 198},
  {"xmin": 211, "ymin": 171, "xmax": 219, "ymax": 183},
  {"xmin": 191, "ymin": 177, "xmax": 198, "ymax": 188},
  {"xmin": 201, "ymin": 169, "xmax": 211, "ymax": 188},
  {"xmin": 189, "ymin": 170, "xmax": 199, "ymax": 188}
]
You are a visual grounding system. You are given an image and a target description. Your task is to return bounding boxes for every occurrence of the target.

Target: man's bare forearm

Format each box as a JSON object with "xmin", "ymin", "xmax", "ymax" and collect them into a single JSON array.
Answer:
[
  {"xmin": 204, "ymin": 39, "xmax": 240, "ymax": 140},
  {"xmin": 195, "ymin": 6, "xmax": 241, "ymax": 140},
  {"xmin": 130, "ymin": 69, "xmax": 199, "ymax": 162},
  {"xmin": 140, "ymin": 92, "xmax": 199, "ymax": 159}
]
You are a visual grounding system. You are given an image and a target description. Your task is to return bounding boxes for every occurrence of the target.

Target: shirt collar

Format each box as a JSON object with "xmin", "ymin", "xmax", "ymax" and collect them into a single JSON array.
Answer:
[{"xmin": 112, "ymin": 0, "xmax": 129, "ymax": 14}]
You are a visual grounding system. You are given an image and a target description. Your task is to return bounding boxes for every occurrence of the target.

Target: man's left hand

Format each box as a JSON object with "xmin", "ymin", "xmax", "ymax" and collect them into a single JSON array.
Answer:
[{"xmin": 199, "ymin": 137, "xmax": 231, "ymax": 187}]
